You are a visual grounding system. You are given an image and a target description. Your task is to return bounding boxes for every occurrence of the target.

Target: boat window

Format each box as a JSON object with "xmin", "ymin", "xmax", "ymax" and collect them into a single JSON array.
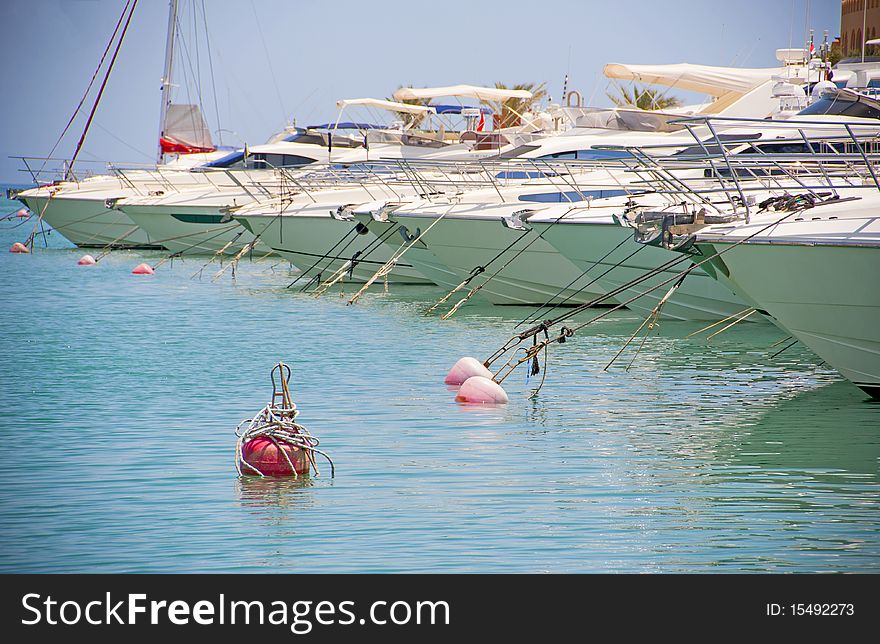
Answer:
[
  {"xmin": 497, "ymin": 144, "xmax": 541, "ymax": 159},
  {"xmin": 281, "ymin": 131, "xmax": 364, "ymax": 148},
  {"xmin": 674, "ymin": 133, "xmax": 762, "ymax": 157},
  {"xmin": 798, "ymin": 95, "xmax": 880, "ymax": 119},
  {"xmin": 518, "ymin": 189, "xmax": 629, "ymax": 203},
  {"xmin": 247, "ymin": 153, "xmax": 318, "ymax": 169},
  {"xmin": 537, "ymin": 149, "xmax": 632, "ymax": 160},
  {"xmin": 200, "ymin": 151, "xmax": 246, "ymax": 169}
]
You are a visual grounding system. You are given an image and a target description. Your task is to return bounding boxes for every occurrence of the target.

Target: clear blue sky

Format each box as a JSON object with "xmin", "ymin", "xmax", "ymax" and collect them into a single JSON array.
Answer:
[{"xmin": 0, "ymin": 0, "xmax": 839, "ymax": 183}]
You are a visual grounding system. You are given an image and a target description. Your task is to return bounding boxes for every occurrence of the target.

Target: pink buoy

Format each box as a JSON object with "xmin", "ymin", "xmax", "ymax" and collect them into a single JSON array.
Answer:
[
  {"xmin": 131, "ymin": 262, "xmax": 154, "ymax": 275},
  {"xmin": 455, "ymin": 376, "xmax": 509, "ymax": 404},
  {"xmin": 9, "ymin": 242, "xmax": 29, "ymax": 254},
  {"xmin": 444, "ymin": 356, "xmax": 493, "ymax": 386},
  {"xmin": 16, "ymin": 208, "xmax": 29, "ymax": 218},
  {"xmin": 77, "ymin": 254, "xmax": 97, "ymax": 266}
]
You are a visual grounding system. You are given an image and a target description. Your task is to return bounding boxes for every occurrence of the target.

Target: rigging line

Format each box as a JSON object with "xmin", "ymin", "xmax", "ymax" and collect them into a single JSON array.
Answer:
[
  {"xmin": 490, "ymin": 203, "xmax": 812, "ymax": 382},
  {"xmin": 767, "ymin": 335, "xmax": 793, "ymax": 349},
  {"xmin": 423, "ymin": 226, "xmax": 532, "ymax": 315},
  {"xmin": 93, "ymin": 122, "xmax": 154, "ymax": 160},
  {"xmin": 439, "ymin": 205, "xmax": 584, "ymax": 318},
  {"xmin": 36, "ymin": 0, "xmax": 133, "ymax": 180},
  {"xmin": 704, "ymin": 308, "xmax": 759, "ymax": 340},
  {"xmin": 174, "ymin": 12, "xmax": 206, "ymax": 137},
  {"xmin": 514, "ymin": 231, "xmax": 636, "ymax": 328},
  {"xmin": 604, "ymin": 272, "xmax": 684, "ymax": 372},
  {"xmin": 69, "ymin": 0, "xmax": 139, "ymax": 175},
  {"xmin": 685, "ymin": 306, "xmax": 756, "ymax": 337},
  {"xmin": 484, "ymin": 252, "xmax": 691, "ymax": 368},
  {"xmin": 191, "ymin": 0, "xmax": 203, "ymax": 118},
  {"xmin": 249, "ymin": 0, "xmax": 287, "ymax": 123},
  {"xmin": 770, "ymin": 338, "xmax": 800, "ymax": 359},
  {"xmin": 345, "ymin": 209, "xmax": 453, "ymax": 305},
  {"xmin": 310, "ymin": 222, "xmax": 402, "ymax": 297},
  {"xmin": 288, "ymin": 226, "xmax": 362, "ymax": 289},
  {"xmin": 199, "ymin": 0, "xmax": 223, "ymax": 145}
]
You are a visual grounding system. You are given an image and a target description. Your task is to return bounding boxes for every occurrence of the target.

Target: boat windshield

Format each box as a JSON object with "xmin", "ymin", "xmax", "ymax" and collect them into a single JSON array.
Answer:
[{"xmin": 798, "ymin": 94, "xmax": 880, "ymax": 119}]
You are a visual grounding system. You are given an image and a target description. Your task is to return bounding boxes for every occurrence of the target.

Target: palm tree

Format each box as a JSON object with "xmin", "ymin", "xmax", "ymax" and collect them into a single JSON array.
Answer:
[
  {"xmin": 387, "ymin": 86, "xmax": 433, "ymax": 128},
  {"xmin": 483, "ymin": 81, "xmax": 548, "ymax": 129},
  {"xmin": 606, "ymin": 83, "xmax": 683, "ymax": 111}
]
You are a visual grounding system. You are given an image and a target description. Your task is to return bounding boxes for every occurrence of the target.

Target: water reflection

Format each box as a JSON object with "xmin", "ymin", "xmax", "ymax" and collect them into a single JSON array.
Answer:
[
  {"xmin": 236, "ymin": 476, "xmax": 319, "ymax": 512},
  {"xmin": 729, "ymin": 381, "xmax": 880, "ymax": 477}
]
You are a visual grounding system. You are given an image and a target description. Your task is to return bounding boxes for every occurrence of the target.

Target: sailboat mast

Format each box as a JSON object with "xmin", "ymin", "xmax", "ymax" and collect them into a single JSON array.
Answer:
[{"xmin": 157, "ymin": 0, "xmax": 178, "ymax": 164}]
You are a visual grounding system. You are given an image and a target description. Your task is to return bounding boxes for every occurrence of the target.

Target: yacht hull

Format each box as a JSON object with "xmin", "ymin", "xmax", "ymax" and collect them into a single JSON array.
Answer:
[
  {"xmin": 120, "ymin": 202, "xmax": 272, "ymax": 256},
  {"xmin": 386, "ymin": 214, "xmax": 613, "ymax": 306},
  {"xmin": 235, "ymin": 213, "xmax": 433, "ymax": 285},
  {"xmin": 535, "ymin": 220, "xmax": 754, "ymax": 321},
  {"xmin": 19, "ymin": 192, "xmax": 162, "ymax": 249},
  {"xmin": 699, "ymin": 240, "xmax": 880, "ymax": 396}
]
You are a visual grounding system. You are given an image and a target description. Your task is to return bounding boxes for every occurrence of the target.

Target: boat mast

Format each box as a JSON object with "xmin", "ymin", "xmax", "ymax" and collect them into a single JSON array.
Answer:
[{"xmin": 157, "ymin": 0, "xmax": 178, "ymax": 164}]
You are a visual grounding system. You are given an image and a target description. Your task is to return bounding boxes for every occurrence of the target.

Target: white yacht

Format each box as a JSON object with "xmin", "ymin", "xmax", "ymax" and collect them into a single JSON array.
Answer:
[
  {"xmin": 110, "ymin": 97, "xmax": 498, "ymax": 256},
  {"xmin": 232, "ymin": 183, "xmax": 436, "ymax": 285},
  {"xmin": 683, "ymin": 189, "xmax": 880, "ymax": 397},
  {"xmin": 614, "ymin": 105, "xmax": 880, "ymax": 394},
  {"xmin": 349, "ymin": 56, "xmax": 829, "ymax": 309}
]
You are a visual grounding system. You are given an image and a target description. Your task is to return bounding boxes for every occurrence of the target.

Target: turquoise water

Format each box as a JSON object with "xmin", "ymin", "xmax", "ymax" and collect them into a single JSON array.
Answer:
[{"xmin": 1, "ymin": 192, "xmax": 879, "ymax": 573}]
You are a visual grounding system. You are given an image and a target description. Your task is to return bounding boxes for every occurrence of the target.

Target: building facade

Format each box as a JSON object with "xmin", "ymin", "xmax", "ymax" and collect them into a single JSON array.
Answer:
[{"xmin": 841, "ymin": 0, "xmax": 880, "ymax": 56}]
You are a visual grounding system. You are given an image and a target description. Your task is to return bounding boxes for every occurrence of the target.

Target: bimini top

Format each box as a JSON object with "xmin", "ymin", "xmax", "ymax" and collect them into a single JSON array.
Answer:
[
  {"xmin": 431, "ymin": 104, "xmax": 493, "ymax": 115},
  {"xmin": 393, "ymin": 84, "xmax": 533, "ymax": 101},
  {"xmin": 603, "ymin": 63, "xmax": 785, "ymax": 96},
  {"xmin": 335, "ymin": 98, "xmax": 438, "ymax": 115}
]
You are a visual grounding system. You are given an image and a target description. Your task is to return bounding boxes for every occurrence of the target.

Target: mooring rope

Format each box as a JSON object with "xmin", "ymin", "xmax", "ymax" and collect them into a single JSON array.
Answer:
[
  {"xmin": 433, "ymin": 207, "xmax": 579, "ymax": 320},
  {"xmin": 345, "ymin": 205, "xmax": 456, "ymax": 305},
  {"xmin": 309, "ymin": 223, "xmax": 401, "ymax": 297},
  {"xmin": 234, "ymin": 403, "xmax": 334, "ymax": 478},
  {"xmin": 484, "ymin": 199, "xmax": 816, "ymax": 385},
  {"xmin": 423, "ymin": 227, "xmax": 532, "ymax": 316}
]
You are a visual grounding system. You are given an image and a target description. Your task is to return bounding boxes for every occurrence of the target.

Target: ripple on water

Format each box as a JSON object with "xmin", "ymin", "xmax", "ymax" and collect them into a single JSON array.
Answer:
[{"xmin": 0, "ymin": 200, "xmax": 878, "ymax": 573}]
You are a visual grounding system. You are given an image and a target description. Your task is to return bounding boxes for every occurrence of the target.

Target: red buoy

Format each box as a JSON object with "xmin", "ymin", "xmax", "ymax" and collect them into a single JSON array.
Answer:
[
  {"xmin": 16, "ymin": 208, "xmax": 29, "ymax": 218},
  {"xmin": 131, "ymin": 262, "xmax": 155, "ymax": 275},
  {"xmin": 78, "ymin": 254, "xmax": 97, "ymax": 266},
  {"xmin": 240, "ymin": 436, "xmax": 310, "ymax": 477},
  {"xmin": 10, "ymin": 242, "xmax": 30, "ymax": 254}
]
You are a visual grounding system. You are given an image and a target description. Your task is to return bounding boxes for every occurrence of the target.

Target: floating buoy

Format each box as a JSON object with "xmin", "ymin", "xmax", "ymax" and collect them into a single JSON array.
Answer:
[
  {"xmin": 10, "ymin": 242, "xmax": 30, "ymax": 254},
  {"xmin": 77, "ymin": 254, "xmax": 97, "ymax": 266},
  {"xmin": 444, "ymin": 356, "xmax": 493, "ymax": 386},
  {"xmin": 455, "ymin": 376, "xmax": 509, "ymax": 404},
  {"xmin": 131, "ymin": 262, "xmax": 154, "ymax": 275},
  {"xmin": 236, "ymin": 362, "xmax": 334, "ymax": 478},
  {"xmin": 16, "ymin": 208, "xmax": 29, "ymax": 218},
  {"xmin": 240, "ymin": 436, "xmax": 310, "ymax": 477}
]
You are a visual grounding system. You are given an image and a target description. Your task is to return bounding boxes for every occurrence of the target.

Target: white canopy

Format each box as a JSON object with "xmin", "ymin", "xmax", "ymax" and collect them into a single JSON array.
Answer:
[
  {"xmin": 393, "ymin": 84, "xmax": 533, "ymax": 102},
  {"xmin": 336, "ymin": 98, "xmax": 437, "ymax": 115},
  {"xmin": 603, "ymin": 63, "xmax": 785, "ymax": 97}
]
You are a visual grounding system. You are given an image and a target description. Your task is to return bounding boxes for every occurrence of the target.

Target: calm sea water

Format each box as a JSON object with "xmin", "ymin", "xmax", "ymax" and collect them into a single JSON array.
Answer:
[{"xmin": 1, "ymin": 190, "xmax": 878, "ymax": 573}]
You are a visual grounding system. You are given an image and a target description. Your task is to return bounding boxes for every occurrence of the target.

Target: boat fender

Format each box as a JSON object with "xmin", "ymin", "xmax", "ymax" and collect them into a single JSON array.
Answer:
[
  {"xmin": 445, "ymin": 356, "xmax": 493, "ymax": 386},
  {"xmin": 131, "ymin": 263, "xmax": 155, "ymax": 275},
  {"xmin": 455, "ymin": 376, "xmax": 509, "ymax": 404}
]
